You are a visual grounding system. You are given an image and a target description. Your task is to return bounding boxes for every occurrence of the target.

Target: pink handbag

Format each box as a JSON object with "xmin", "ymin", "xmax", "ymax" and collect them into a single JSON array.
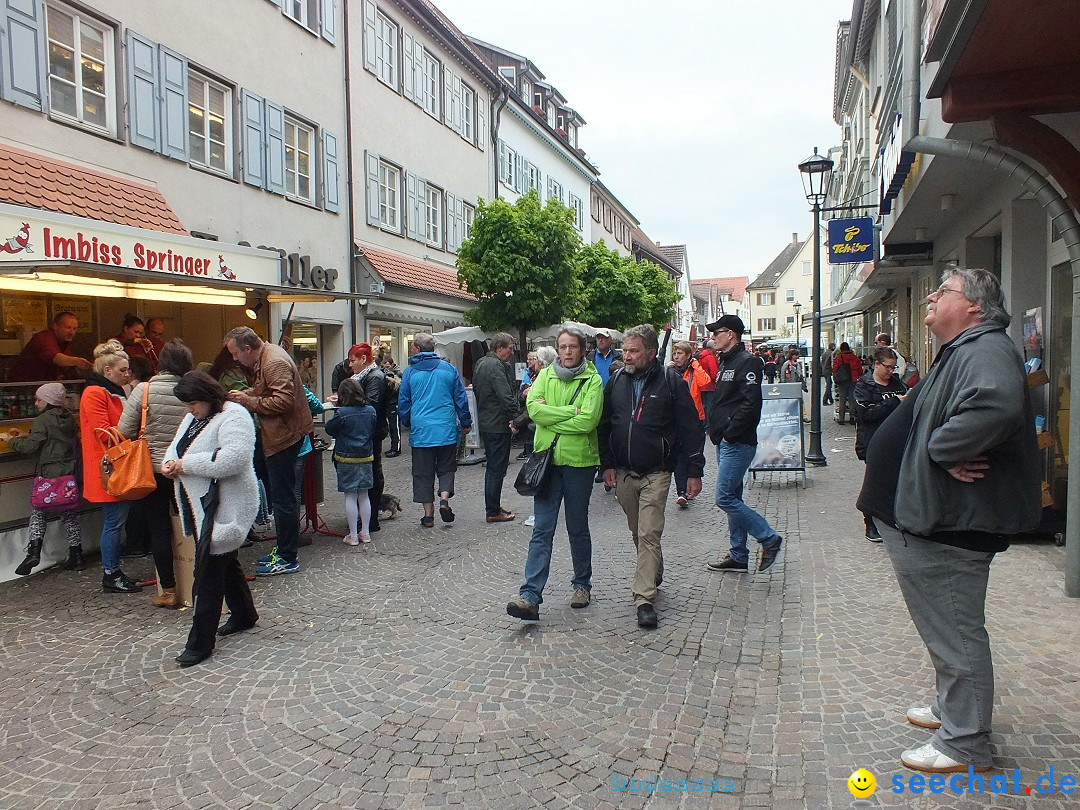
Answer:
[{"xmin": 30, "ymin": 474, "xmax": 81, "ymax": 512}]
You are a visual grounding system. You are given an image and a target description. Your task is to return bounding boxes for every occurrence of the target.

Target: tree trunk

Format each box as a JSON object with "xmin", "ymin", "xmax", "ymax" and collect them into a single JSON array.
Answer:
[{"xmin": 517, "ymin": 326, "xmax": 528, "ymax": 361}]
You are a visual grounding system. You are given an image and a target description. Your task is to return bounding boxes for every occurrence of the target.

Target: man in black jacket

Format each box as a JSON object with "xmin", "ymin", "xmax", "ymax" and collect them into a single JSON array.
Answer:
[
  {"xmin": 704, "ymin": 315, "xmax": 783, "ymax": 573},
  {"xmin": 598, "ymin": 324, "xmax": 705, "ymax": 629}
]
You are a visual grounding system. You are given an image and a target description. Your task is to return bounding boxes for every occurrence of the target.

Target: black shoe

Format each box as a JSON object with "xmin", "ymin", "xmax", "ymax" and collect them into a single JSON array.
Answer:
[
  {"xmin": 102, "ymin": 570, "xmax": 142, "ymax": 593},
  {"xmin": 175, "ymin": 648, "xmax": 212, "ymax": 667},
  {"xmin": 15, "ymin": 552, "xmax": 40, "ymax": 576},
  {"xmin": 369, "ymin": 519, "xmax": 381, "ymax": 533},
  {"xmin": 67, "ymin": 546, "xmax": 84, "ymax": 571},
  {"xmin": 706, "ymin": 555, "xmax": 749, "ymax": 572},
  {"xmin": 218, "ymin": 615, "xmax": 258, "ymax": 636},
  {"xmin": 594, "ymin": 470, "xmax": 604, "ymax": 484},
  {"xmin": 385, "ymin": 449, "xmax": 401, "ymax": 458},
  {"xmin": 439, "ymin": 498, "xmax": 455, "ymax": 523},
  {"xmin": 759, "ymin": 536, "xmax": 783, "ymax": 572},
  {"xmin": 865, "ymin": 525, "xmax": 883, "ymax": 543},
  {"xmin": 516, "ymin": 450, "xmax": 530, "ymax": 460},
  {"xmin": 637, "ymin": 604, "xmax": 658, "ymax": 629}
]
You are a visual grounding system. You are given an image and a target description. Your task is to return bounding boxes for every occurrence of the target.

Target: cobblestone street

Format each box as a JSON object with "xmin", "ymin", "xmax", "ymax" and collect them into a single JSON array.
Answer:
[{"xmin": 1, "ymin": 419, "xmax": 1078, "ymax": 810}]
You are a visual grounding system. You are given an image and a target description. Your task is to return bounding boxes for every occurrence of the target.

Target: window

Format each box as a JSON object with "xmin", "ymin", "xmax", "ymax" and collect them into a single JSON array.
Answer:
[
  {"xmin": 46, "ymin": 4, "xmax": 114, "ymax": 133},
  {"xmin": 556, "ymin": 111, "xmax": 566, "ymax": 131},
  {"xmin": 785, "ymin": 289, "xmax": 795, "ymax": 302},
  {"xmin": 188, "ymin": 71, "xmax": 231, "ymax": 174},
  {"xmin": 756, "ymin": 292, "xmax": 775, "ymax": 306},
  {"xmin": 545, "ymin": 103, "xmax": 555, "ymax": 128},
  {"xmin": 283, "ymin": 0, "xmax": 311, "ymax": 27},
  {"xmin": 533, "ymin": 89, "xmax": 544, "ymax": 108},
  {"xmin": 567, "ymin": 124, "xmax": 577, "ymax": 148},
  {"xmin": 284, "ymin": 117, "xmax": 314, "ymax": 202},
  {"xmin": 498, "ymin": 141, "xmax": 516, "ymax": 188},
  {"xmin": 524, "ymin": 161, "xmax": 541, "ymax": 193},
  {"xmin": 425, "ymin": 185, "xmax": 442, "ymax": 246},
  {"xmin": 375, "ymin": 10, "xmax": 397, "ymax": 87},
  {"xmin": 421, "ymin": 51, "xmax": 439, "ymax": 116},
  {"xmin": 568, "ymin": 193, "xmax": 584, "ymax": 231},
  {"xmin": 547, "ymin": 177, "xmax": 563, "ymax": 204},
  {"xmin": 378, "ymin": 160, "xmax": 400, "ymax": 230},
  {"xmin": 521, "ymin": 79, "xmax": 532, "ymax": 106},
  {"xmin": 591, "ymin": 192, "xmax": 601, "ymax": 222},
  {"xmin": 460, "ymin": 81, "xmax": 475, "ymax": 142},
  {"xmin": 462, "ymin": 202, "xmax": 475, "ymax": 242},
  {"xmin": 786, "ymin": 315, "xmax": 795, "ymax": 325},
  {"xmin": 802, "ymin": 260, "xmax": 811, "ymax": 276},
  {"xmin": 758, "ymin": 318, "xmax": 776, "ymax": 331}
]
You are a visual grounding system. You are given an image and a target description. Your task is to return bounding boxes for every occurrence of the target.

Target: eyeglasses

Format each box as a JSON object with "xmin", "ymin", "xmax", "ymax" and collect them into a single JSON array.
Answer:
[
  {"xmin": 712, "ymin": 328, "xmax": 731, "ymax": 335},
  {"xmin": 879, "ymin": 363, "xmax": 897, "ymax": 370},
  {"xmin": 928, "ymin": 285, "xmax": 966, "ymax": 300}
]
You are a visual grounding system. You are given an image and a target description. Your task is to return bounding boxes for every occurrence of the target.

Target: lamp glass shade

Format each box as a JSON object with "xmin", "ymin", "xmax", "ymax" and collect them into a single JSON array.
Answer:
[{"xmin": 798, "ymin": 148, "xmax": 835, "ymax": 205}]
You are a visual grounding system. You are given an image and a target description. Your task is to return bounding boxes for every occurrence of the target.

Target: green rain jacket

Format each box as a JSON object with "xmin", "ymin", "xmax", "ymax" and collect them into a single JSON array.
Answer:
[{"xmin": 526, "ymin": 361, "xmax": 603, "ymax": 468}]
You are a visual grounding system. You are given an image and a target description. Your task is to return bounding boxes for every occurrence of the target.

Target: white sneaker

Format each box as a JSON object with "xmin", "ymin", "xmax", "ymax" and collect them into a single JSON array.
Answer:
[
  {"xmin": 524, "ymin": 515, "xmax": 535, "ymax": 527},
  {"xmin": 343, "ymin": 534, "xmax": 360, "ymax": 546},
  {"xmin": 906, "ymin": 705, "xmax": 941, "ymax": 729},
  {"xmin": 901, "ymin": 742, "xmax": 989, "ymax": 774}
]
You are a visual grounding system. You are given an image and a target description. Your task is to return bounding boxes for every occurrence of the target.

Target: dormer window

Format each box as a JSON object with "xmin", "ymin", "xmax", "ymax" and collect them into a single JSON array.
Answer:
[
  {"xmin": 521, "ymin": 78, "xmax": 532, "ymax": 105},
  {"xmin": 566, "ymin": 124, "xmax": 577, "ymax": 148},
  {"xmin": 546, "ymin": 103, "xmax": 555, "ymax": 128},
  {"xmin": 533, "ymin": 89, "xmax": 544, "ymax": 108},
  {"xmin": 556, "ymin": 111, "xmax": 566, "ymax": 131}
]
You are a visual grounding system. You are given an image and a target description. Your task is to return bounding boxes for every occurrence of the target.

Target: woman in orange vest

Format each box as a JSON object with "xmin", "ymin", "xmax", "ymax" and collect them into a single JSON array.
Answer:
[{"xmin": 670, "ymin": 341, "xmax": 712, "ymax": 506}]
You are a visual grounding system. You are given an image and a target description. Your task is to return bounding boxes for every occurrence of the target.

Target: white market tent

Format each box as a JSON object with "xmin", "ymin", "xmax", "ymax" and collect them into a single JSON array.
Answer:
[{"xmin": 430, "ymin": 322, "xmax": 624, "ymax": 373}]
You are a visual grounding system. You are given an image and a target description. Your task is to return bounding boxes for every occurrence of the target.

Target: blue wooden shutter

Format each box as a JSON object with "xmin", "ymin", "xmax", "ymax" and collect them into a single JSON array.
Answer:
[
  {"xmin": 158, "ymin": 46, "xmax": 188, "ymax": 161},
  {"xmin": 365, "ymin": 151, "xmax": 380, "ymax": 225},
  {"xmin": 319, "ymin": 0, "xmax": 336, "ymax": 44},
  {"xmin": 126, "ymin": 31, "xmax": 159, "ymax": 152},
  {"xmin": 362, "ymin": 0, "xmax": 376, "ymax": 73},
  {"xmin": 321, "ymin": 128, "xmax": 339, "ymax": 212},
  {"xmin": 240, "ymin": 89, "xmax": 264, "ymax": 187},
  {"xmin": 0, "ymin": 0, "xmax": 46, "ymax": 110},
  {"xmin": 264, "ymin": 99, "xmax": 286, "ymax": 195}
]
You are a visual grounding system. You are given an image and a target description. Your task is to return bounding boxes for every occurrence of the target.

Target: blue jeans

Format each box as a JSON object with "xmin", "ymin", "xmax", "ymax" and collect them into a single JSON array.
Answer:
[
  {"xmin": 100, "ymin": 501, "xmax": 131, "ymax": 574},
  {"xmin": 714, "ymin": 440, "xmax": 779, "ymax": 564},
  {"xmin": 265, "ymin": 437, "xmax": 304, "ymax": 563},
  {"xmin": 481, "ymin": 431, "xmax": 513, "ymax": 516},
  {"xmin": 520, "ymin": 465, "xmax": 594, "ymax": 604}
]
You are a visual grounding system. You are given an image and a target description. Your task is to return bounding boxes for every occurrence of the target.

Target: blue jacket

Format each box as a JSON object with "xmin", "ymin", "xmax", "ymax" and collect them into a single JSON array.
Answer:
[
  {"xmin": 324, "ymin": 404, "xmax": 375, "ymax": 461},
  {"xmin": 399, "ymin": 352, "xmax": 471, "ymax": 447}
]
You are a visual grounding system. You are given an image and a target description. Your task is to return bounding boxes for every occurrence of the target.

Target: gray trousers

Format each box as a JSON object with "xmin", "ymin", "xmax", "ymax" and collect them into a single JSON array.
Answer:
[{"xmin": 880, "ymin": 524, "xmax": 996, "ymax": 767}]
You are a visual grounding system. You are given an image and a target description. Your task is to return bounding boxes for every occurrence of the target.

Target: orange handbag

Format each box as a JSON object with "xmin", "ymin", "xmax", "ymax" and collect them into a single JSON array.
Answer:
[{"xmin": 96, "ymin": 384, "xmax": 156, "ymax": 500}]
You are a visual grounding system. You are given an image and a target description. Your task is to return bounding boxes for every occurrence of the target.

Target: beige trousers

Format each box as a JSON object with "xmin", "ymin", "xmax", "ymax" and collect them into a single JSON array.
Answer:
[{"xmin": 614, "ymin": 469, "xmax": 671, "ymax": 606}]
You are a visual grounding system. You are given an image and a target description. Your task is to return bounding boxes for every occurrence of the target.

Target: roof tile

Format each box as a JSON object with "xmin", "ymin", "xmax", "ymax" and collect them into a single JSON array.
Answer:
[{"xmin": 358, "ymin": 243, "xmax": 476, "ymax": 301}]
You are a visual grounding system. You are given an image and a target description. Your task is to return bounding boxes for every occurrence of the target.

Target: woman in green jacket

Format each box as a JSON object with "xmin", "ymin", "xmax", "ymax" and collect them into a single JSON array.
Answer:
[{"xmin": 506, "ymin": 326, "xmax": 603, "ymax": 622}]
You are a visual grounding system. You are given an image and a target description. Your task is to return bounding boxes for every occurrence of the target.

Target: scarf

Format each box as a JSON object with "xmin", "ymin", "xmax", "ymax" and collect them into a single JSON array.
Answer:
[
  {"xmin": 552, "ymin": 357, "xmax": 586, "ymax": 382},
  {"xmin": 85, "ymin": 371, "xmax": 126, "ymax": 398}
]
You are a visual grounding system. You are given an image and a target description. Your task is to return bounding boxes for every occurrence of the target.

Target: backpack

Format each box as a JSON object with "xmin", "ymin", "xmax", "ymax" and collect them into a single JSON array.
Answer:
[{"xmin": 833, "ymin": 358, "xmax": 852, "ymax": 384}]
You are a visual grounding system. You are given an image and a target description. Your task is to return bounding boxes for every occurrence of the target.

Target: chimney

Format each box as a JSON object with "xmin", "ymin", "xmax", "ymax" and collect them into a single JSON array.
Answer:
[{"xmin": 792, "ymin": 232, "xmax": 798, "ymax": 243}]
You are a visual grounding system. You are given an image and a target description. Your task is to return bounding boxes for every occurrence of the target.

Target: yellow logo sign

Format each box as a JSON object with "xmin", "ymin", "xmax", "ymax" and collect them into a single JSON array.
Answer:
[{"xmin": 848, "ymin": 768, "xmax": 877, "ymax": 798}]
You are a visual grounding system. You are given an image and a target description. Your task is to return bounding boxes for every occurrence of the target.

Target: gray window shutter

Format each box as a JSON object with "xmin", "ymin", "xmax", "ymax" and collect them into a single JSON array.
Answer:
[
  {"xmin": 126, "ymin": 31, "xmax": 160, "ymax": 152},
  {"xmin": 362, "ymin": 0, "xmax": 376, "ymax": 74},
  {"xmin": 446, "ymin": 192, "xmax": 458, "ymax": 251},
  {"xmin": 0, "ymin": 0, "xmax": 46, "ymax": 110},
  {"xmin": 413, "ymin": 38, "xmax": 425, "ymax": 109},
  {"xmin": 476, "ymin": 95, "xmax": 486, "ymax": 151},
  {"xmin": 443, "ymin": 66, "xmax": 453, "ymax": 128},
  {"xmin": 319, "ymin": 0, "xmax": 336, "ymax": 44},
  {"xmin": 451, "ymin": 74, "xmax": 462, "ymax": 134},
  {"xmin": 405, "ymin": 173, "xmax": 419, "ymax": 240},
  {"xmin": 514, "ymin": 154, "xmax": 523, "ymax": 194},
  {"xmin": 321, "ymin": 129, "xmax": 339, "ymax": 212},
  {"xmin": 547, "ymin": 177, "xmax": 554, "ymax": 202},
  {"xmin": 158, "ymin": 46, "xmax": 188, "ymax": 161},
  {"xmin": 240, "ymin": 89, "xmax": 264, "ymax": 187},
  {"xmin": 402, "ymin": 33, "xmax": 414, "ymax": 102},
  {"xmin": 365, "ymin": 151, "xmax": 380, "ymax": 225},
  {"xmin": 264, "ymin": 99, "xmax": 286, "ymax": 195},
  {"xmin": 265, "ymin": 0, "xmax": 282, "ymax": 7}
]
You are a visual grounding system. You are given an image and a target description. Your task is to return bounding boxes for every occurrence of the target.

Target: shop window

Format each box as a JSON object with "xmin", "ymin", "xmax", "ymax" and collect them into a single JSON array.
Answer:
[
  {"xmin": 188, "ymin": 71, "xmax": 231, "ymax": 175},
  {"xmin": 285, "ymin": 116, "xmax": 315, "ymax": 203},
  {"xmin": 46, "ymin": 3, "xmax": 115, "ymax": 135}
]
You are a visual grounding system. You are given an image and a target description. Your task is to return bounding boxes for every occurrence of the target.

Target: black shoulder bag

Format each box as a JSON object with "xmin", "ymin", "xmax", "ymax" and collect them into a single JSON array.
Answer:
[{"xmin": 514, "ymin": 378, "xmax": 587, "ymax": 497}]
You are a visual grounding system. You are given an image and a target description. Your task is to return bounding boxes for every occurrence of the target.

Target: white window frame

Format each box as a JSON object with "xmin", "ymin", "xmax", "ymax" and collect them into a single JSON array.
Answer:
[
  {"xmin": 499, "ymin": 142, "xmax": 516, "ymax": 188},
  {"xmin": 802, "ymin": 260, "xmax": 812, "ymax": 276},
  {"xmin": 521, "ymin": 79, "xmax": 532, "ymax": 106},
  {"xmin": 462, "ymin": 202, "xmax": 475, "ymax": 242},
  {"xmin": 283, "ymin": 0, "xmax": 307, "ymax": 27},
  {"xmin": 187, "ymin": 70, "xmax": 232, "ymax": 176},
  {"xmin": 421, "ymin": 50, "xmax": 439, "ymax": 117},
  {"xmin": 758, "ymin": 318, "xmax": 776, "ymax": 331},
  {"xmin": 374, "ymin": 10, "xmax": 397, "ymax": 88},
  {"xmin": 548, "ymin": 178, "xmax": 563, "ymax": 204},
  {"xmin": 785, "ymin": 288, "xmax": 796, "ymax": 302},
  {"xmin": 45, "ymin": 3, "xmax": 116, "ymax": 135},
  {"xmin": 568, "ymin": 193, "xmax": 584, "ymax": 232},
  {"xmin": 425, "ymin": 184, "xmax": 443, "ymax": 247},
  {"xmin": 378, "ymin": 159, "xmax": 401, "ymax": 231},
  {"xmin": 525, "ymin": 162, "xmax": 541, "ymax": 193},
  {"xmin": 757, "ymin": 292, "xmax": 775, "ymax": 306},
  {"xmin": 459, "ymin": 81, "xmax": 475, "ymax": 143},
  {"xmin": 284, "ymin": 116, "xmax": 315, "ymax": 203}
]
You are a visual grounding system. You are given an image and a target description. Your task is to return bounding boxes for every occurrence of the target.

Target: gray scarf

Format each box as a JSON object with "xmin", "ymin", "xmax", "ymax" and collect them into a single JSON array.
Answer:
[{"xmin": 553, "ymin": 357, "xmax": 586, "ymax": 381}]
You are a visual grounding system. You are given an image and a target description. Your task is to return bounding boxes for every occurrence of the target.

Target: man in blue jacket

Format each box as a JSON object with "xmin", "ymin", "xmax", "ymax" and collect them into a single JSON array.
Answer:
[{"xmin": 398, "ymin": 333, "xmax": 472, "ymax": 528}]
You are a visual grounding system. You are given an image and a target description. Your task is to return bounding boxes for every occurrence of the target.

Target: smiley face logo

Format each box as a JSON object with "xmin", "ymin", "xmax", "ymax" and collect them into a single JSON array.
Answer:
[{"xmin": 847, "ymin": 768, "xmax": 876, "ymax": 798}]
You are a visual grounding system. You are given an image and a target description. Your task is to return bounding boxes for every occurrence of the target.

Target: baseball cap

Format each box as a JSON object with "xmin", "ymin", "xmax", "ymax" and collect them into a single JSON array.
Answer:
[
  {"xmin": 705, "ymin": 315, "xmax": 746, "ymax": 336},
  {"xmin": 594, "ymin": 328, "xmax": 612, "ymax": 338}
]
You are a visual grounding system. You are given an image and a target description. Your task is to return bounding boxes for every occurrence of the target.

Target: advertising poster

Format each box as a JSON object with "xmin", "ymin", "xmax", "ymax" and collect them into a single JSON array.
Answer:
[
  {"xmin": 750, "ymin": 397, "xmax": 804, "ymax": 471},
  {"xmin": 1023, "ymin": 307, "xmax": 1043, "ymax": 353}
]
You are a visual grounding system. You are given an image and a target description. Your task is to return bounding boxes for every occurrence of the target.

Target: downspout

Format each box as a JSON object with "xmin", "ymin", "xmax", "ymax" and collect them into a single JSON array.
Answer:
[
  {"xmin": 343, "ymin": 0, "xmax": 359, "ymax": 346},
  {"xmin": 491, "ymin": 86, "xmax": 509, "ymax": 201},
  {"xmin": 900, "ymin": 0, "xmax": 1080, "ymax": 596}
]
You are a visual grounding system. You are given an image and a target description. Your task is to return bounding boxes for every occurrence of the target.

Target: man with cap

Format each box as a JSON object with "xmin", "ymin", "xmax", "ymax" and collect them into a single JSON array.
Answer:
[
  {"xmin": 587, "ymin": 329, "xmax": 623, "ymax": 387},
  {"xmin": 704, "ymin": 315, "xmax": 783, "ymax": 573}
]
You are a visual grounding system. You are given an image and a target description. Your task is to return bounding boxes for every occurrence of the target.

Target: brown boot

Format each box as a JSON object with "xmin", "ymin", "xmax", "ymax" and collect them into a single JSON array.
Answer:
[{"xmin": 151, "ymin": 588, "xmax": 180, "ymax": 608}]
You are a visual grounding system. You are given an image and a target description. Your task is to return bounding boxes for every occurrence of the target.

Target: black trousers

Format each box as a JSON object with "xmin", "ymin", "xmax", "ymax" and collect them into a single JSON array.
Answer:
[
  {"xmin": 145, "ymin": 473, "xmax": 177, "ymax": 588},
  {"xmin": 367, "ymin": 437, "xmax": 385, "ymax": 526},
  {"xmin": 186, "ymin": 550, "xmax": 257, "ymax": 654},
  {"xmin": 386, "ymin": 410, "xmax": 400, "ymax": 452}
]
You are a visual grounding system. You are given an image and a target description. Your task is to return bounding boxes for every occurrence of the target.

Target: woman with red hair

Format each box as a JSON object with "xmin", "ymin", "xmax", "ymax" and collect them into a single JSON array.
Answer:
[{"xmin": 346, "ymin": 344, "xmax": 389, "ymax": 532}]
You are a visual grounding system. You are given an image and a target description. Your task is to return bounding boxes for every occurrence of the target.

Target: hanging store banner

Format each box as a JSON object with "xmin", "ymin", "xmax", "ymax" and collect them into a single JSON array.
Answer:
[
  {"xmin": 826, "ymin": 217, "xmax": 875, "ymax": 265},
  {"xmin": 0, "ymin": 203, "xmax": 281, "ymax": 286}
]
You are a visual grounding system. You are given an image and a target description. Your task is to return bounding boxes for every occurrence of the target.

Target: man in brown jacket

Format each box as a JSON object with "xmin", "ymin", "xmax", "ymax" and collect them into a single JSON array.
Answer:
[{"xmin": 225, "ymin": 326, "xmax": 313, "ymax": 576}]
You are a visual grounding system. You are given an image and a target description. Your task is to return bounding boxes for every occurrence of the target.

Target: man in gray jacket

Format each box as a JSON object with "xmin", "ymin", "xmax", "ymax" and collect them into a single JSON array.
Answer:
[
  {"xmin": 472, "ymin": 333, "xmax": 519, "ymax": 522},
  {"xmin": 857, "ymin": 266, "xmax": 1040, "ymax": 775}
]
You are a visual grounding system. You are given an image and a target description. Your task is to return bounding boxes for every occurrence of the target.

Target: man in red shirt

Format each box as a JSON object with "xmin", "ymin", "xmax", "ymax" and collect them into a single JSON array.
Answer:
[
  {"xmin": 145, "ymin": 318, "xmax": 166, "ymax": 366},
  {"xmin": 7, "ymin": 312, "xmax": 91, "ymax": 381}
]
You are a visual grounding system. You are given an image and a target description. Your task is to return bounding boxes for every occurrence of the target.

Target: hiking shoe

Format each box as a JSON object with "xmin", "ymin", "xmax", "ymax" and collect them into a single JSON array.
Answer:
[
  {"xmin": 439, "ymin": 499, "xmax": 455, "ymax": 523},
  {"xmin": 506, "ymin": 596, "xmax": 539, "ymax": 621},
  {"xmin": 866, "ymin": 525, "xmax": 883, "ymax": 543},
  {"xmin": 420, "ymin": 516, "xmax": 434, "ymax": 528},
  {"xmin": 906, "ymin": 705, "xmax": 942, "ymax": 729},
  {"xmin": 637, "ymin": 604, "xmax": 658, "ymax": 629},
  {"xmin": 256, "ymin": 547, "xmax": 280, "ymax": 565},
  {"xmin": 256, "ymin": 556, "xmax": 299, "ymax": 577},
  {"xmin": 706, "ymin": 555, "xmax": 748, "ymax": 572},
  {"xmin": 569, "ymin": 587, "xmax": 591, "ymax": 608},
  {"xmin": 901, "ymin": 741, "xmax": 989, "ymax": 774},
  {"xmin": 759, "ymin": 535, "xmax": 783, "ymax": 572},
  {"xmin": 676, "ymin": 494, "xmax": 688, "ymax": 507}
]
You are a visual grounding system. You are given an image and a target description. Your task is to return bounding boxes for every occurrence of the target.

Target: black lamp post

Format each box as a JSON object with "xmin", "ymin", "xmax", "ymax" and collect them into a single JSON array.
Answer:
[{"xmin": 798, "ymin": 147, "xmax": 834, "ymax": 467}]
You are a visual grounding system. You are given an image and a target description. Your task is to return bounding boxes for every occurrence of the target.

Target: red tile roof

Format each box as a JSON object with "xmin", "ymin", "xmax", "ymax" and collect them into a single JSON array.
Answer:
[
  {"xmin": 694, "ymin": 276, "xmax": 750, "ymax": 302},
  {"xmin": 358, "ymin": 243, "xmax": 475, "ymax": 301},
  {"xmin": 0, "ymin": 143, "xmax": 187, "ymax": 234}
]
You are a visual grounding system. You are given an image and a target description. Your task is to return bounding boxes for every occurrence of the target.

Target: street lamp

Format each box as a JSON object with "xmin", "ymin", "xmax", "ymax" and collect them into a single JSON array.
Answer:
[
  {"xmin": 798, "ymin": 147, "xmax": 834, "ymax": 467},
  {"xmin": 792, "ymin": 300, "xmax": 802, "ymax": 345}
]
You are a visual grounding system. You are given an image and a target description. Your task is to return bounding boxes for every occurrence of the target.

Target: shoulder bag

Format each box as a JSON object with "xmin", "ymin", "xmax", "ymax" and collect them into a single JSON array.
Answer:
[
  {"xmin": 514, "ymin": 378, "xmax": 587, "ymax": 497},
  {"xmin": 96, "ymin": 384, "xmax": 156, "ymax": 500}
]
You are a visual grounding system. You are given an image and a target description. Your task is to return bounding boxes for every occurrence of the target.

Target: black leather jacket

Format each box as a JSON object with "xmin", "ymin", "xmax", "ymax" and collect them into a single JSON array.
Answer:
[{"xmin": 707, "ymin": 344, "xmax": 764, "ymax": 446}]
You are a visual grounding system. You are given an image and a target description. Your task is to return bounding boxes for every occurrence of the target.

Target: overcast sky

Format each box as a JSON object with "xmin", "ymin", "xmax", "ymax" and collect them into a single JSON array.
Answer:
[{"xmin": 436, "ymin": 0, "xmax": 855, "ymax": 283}]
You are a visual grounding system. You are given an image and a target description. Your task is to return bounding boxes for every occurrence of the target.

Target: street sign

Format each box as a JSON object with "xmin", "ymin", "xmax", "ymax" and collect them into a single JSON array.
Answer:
[{"xmin": 827, "ymin": 217, "xmax": 875, "ymax": 264}]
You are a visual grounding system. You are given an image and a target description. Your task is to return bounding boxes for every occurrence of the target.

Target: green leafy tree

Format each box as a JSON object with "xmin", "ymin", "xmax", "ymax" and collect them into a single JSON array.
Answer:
[
  {"xmin": 456, "ymin": 190, "xmax": 582, "ymax": 352},
  {"xmin": 574, "ymin": 241, "xmax": 649, "ymax": 329},
  {"xmin": 637, "ymin": 259, "xmax": 681, "ymax": 329}
]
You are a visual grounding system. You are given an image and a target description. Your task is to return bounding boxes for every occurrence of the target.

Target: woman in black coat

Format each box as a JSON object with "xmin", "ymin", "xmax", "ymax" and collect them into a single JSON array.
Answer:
[{"xmin": 853, "ymin": 347, "xmax": 908, "ymax": 542}]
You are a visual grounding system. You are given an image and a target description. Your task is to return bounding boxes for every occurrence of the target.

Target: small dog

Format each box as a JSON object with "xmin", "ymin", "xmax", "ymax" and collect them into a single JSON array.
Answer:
[{"xmin": 379, "ymin": 493, "xmax": 402, "ymax": 520}]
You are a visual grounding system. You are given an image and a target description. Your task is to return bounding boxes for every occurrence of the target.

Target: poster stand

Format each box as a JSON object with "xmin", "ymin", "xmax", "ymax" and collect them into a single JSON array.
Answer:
[{"xmin": 748, "ymin": 382, "xmax": 807, "ymax": 488}]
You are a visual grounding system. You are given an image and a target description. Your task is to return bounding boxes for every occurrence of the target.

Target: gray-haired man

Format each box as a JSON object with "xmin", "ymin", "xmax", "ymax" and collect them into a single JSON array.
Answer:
[{"xmin": 473, "ymin": 332, "xmax": 519, "ymax": 522}]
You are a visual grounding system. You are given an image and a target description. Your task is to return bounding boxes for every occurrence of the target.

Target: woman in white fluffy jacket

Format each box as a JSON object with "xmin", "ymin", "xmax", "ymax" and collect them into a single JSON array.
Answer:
[{"xmin": 162, "ymin": 371, "xmax": 259, "ymax": 668}]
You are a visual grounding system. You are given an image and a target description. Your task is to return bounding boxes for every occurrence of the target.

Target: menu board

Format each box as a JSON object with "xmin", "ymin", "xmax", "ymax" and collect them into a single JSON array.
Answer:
[
  {"xmin": 50, "ymin": 297, "xmax": 94, "ymax": 333},
  {"xmin": 2, "ymin": 294, "xmax": 48, "ymax": 331}
]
